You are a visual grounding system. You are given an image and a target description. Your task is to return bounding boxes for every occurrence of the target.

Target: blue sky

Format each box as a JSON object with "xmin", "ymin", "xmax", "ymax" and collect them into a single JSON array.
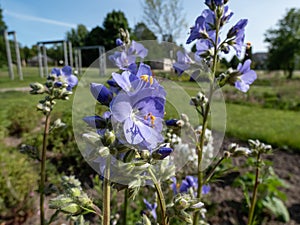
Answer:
[{"xmin": 1, "ymin": 0, "xmax": 300, "ymax": 54}]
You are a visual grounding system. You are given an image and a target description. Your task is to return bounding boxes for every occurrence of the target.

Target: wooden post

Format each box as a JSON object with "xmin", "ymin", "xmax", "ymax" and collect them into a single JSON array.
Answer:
[
  {"xmin": 12, "ymin": 32, "xmax": 23, "ymax": 80},
  {"xmin": 4, "ymin": 31, "xmax": 14, "ymax": 80},
  {"xmin": 38, "ymin": 45, "xmax": 44, "ymax": 78}
]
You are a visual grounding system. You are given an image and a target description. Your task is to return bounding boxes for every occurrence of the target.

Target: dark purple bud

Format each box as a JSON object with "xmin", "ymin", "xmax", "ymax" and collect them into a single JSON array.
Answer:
[
  {"xmin": 90, "ymin": 83, "xmax": 113, "ymax": 106},
  {"xmin": 166, "ymin": 119, "xmax": 179, "ymax": 126},
  {"xmin": 157, "ymin": 147, "xmax": 173, "ymax": 159},
  {"xmin": 116, "ymin": 38, "xmax": 123, "ymax": 46}
]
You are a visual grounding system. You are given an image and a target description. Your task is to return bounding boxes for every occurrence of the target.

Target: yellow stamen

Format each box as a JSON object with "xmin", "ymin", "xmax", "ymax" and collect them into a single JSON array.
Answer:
[{"xmin": 140, "ymin": 75, "xmax": 154, "ymax": 85}]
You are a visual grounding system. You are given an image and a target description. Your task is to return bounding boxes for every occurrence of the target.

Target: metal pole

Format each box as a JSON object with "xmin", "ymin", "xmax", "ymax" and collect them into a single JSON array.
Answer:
[
  {"xmin": 68, "ymin": 41, "xmax": 73, "ymax": 67},
  {"xmin": 78, "ymin": 49, "xmax": 82, "ymax": 75},
  {"xmin": 63, "ymin": 41, "xmax": 68, "ymax": 66},
  {"xmin": 4, "ymin": 31, "xmax": 14, "ymax": 80},
  {"xmin": 12, "ymin": 32, "xmax": 23, "ymax": 80},
  {"xmin": 37, "ymin": 44, "xmax": 44, "ymax": 78},
  {"xmin": 42, "ymin": 45, "xmax": 48, "ymax": 75}
]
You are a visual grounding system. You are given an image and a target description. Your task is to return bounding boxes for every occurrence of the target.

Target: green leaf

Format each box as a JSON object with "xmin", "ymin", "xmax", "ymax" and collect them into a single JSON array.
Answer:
[{"xmin": 262, "ymin": 196, "xmax": 290, "ymax": 222}]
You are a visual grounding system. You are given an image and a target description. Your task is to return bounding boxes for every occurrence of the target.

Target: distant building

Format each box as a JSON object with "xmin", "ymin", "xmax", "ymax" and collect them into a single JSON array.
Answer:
[
  {"xmin": 27, "ymin": 55, "xmax": 55, "ymax": 67},
  {"xmin": 252, "ymin": 52, "xmax": 268, "ymax": 70}
]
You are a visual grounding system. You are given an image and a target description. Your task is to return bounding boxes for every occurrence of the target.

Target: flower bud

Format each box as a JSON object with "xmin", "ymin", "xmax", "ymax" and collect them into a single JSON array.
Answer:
[
  {"xmin": 30, "ymin": 82, "xmax": 45, "ymax": 94},
  {"xmin": 102, "ymin": 130, "xmax": 116, "ymax": 146},
  {"xmin": 61, "ymin": 203, "xmax": 81, "ymax": 214}
]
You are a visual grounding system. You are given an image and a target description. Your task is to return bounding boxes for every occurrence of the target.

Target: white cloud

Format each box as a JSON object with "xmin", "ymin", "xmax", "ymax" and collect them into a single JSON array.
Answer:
[{"xmin": 4, "ymin": 10, "xmax": 77, "ymax": 28}]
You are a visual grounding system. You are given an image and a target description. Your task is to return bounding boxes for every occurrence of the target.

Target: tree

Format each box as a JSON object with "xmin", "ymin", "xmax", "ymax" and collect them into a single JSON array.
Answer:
[
  {"xmin": 133, "ymin": 22, "xmax": 157, "ymax": 41},
  {"xmin": 103, "ymin": 10, "xmax": 130, "ymax": 50},
  {"xmin": 0, "ymin": 7, "xmax": 7, "ymax": 67},
  {"xmin": 142, "ymin": 0, "xmax": 187, "ymax": 43},
  {"xmin": 66, "ymin": 24, "xmax": 89, "ymax": 47},
  {"xmin": 265, "ymin": 8, "xmax": 300, "ymax": 79}
]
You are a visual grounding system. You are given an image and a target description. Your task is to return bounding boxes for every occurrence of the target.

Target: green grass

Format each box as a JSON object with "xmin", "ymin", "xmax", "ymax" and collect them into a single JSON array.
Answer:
[{"xmin": 226, "ymin": 103, "xmax": 300, "ymax": 150}]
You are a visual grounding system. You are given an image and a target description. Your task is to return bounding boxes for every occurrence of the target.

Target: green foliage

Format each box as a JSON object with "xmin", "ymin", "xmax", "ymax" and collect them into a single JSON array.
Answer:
[
  {"xmin": 234, "ymin": 157, "xmax": 289, "ymax": 223},
  {"xmin": 0, "ymin": 148, "xmax": 38, "ymax": 217},
  {"xmin": 265, "ymin": 8, "xmax": 300, "ymax": 78},
  {"xmin": 103, "ymin": 10, "xmax": 130, "ymax": 50},
  {"xmin": 66, "ymin": 24, "xmax": 89, "ymax": 47}
]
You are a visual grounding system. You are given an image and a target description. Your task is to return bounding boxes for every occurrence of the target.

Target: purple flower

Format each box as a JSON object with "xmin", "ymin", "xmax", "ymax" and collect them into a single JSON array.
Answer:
[
  {"xmin": 109, "ymin": 41, "xmax": 148, "ymax": 71},
  {"xmin": 51, "ymin": 66, "xmax": 78, "ymax": 91},
  {"xmin": 173, "ymin": 51, "xmax": 193, "ymax": 75},
  {"xmin": 234, "ymin": 59, "xmax": 257, "ymax": 92},
  {"xmin": 220, "ymin": 6, "xmax": 233, "ymax": 25},
  {"xmin": 143, "ymin": 199, "xmax": 157, "ymax": 220},
  {"xmin": 205, "ymin": 0, "xmax": 224, "ymax": 9},
  {"xmin": 116, "ymin": 38, "xmax": 123, "ymax": 46},
  {"xmin": 152, "ymin": 143, "xmax": 173, "ymax": 159},
  {"xmin": 90, "ymin": 83, "xmax": 113, "ymax": 106},
  {"xmin": 112, "ymin": 63, "xmax": 158, "ymax": 95},
  {"xmin": 165, "ymin": 119, "xmax": 178, "ymax": 126},
  {"xmin": 227, "ymin": 19, "xmax": 248, "ymax": 56},
  {"xmin": 110, "ymin": 84, "xmax": 166, "ymax": 149},
  {"xmin": 171, "ymin": 176, "xmax": 211, "ymax": 196},
  {"xmin": 186, "ymin": 16, "xmax": 207, "ymax": 44}
]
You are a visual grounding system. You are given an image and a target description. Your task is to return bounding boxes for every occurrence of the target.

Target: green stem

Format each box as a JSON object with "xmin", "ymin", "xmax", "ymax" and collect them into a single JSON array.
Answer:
[
  {"xmin": 122, "ymin": 189, "xmax": 129, "ymax": 225},
  {"xmin": 102, "ymin": 156, "xmax": 111, "ymax": 225},
  {"xmin": 204, "ymin": 157, "xmax": 225, "ymax": 184},
  {"xmin": 247, "ymin": 153, "xmax": 261, "ymax": 225},
  {"xmin": 40, "ymin": 113, "xmax": 51, "ymax": 225},
  {"xmin": 193, "ymin": 16, "xmax": 221, "ymax": 225},
  {"xmin": 148, "ymin": 168, "xmax": 168, "ymax": 225}
]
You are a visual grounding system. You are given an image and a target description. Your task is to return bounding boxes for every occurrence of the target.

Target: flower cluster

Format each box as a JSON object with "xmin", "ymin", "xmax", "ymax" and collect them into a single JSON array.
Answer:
[
  {"xmin": 30, "ymin": 66, "xmax": 78, "ymax": 114},
  {"xmin": 83, "ymin": 38, "xmax": 174, "ymax": 182},
  {"xmin": 175, "ymin": 0, "xmax": 257, "ymax": 93}
]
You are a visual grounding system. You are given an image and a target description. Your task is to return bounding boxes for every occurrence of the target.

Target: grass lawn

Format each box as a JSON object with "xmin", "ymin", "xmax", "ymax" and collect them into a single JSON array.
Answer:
[{"xmin": 226, "ymin": 103, "xmax": 300, "ymax": 150}]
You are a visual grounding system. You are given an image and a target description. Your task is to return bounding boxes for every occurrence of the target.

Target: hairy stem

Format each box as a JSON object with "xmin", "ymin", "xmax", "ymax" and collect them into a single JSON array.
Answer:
[
  {"xmin": 40, "ymin": 113, "xmax": 51, "ymax": 225},
  {"xmin": 149, "ymin": 168, "xmax": 168, "ymax": 225},
  {"xmin": 247, "ymin": 153, "xmax": 261, "ymax": 225},
  {"xmin": 102, "ymin": 156, "xmax": 111, "ymax": 225}
]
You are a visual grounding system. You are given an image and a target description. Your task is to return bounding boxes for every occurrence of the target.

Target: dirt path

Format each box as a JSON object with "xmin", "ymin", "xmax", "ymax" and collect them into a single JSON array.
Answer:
[{"xmin": 0, "ymin": 87, "xmax": 31, "ymax": 93}]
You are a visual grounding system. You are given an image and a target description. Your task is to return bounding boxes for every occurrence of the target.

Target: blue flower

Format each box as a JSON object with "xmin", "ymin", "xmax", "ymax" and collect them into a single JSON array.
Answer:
[
  {"xmin": 227, "ymin": 19, "xmax": 248, "ymax": 56},
  {"xmin": 165, "ymin": 119, "xmax": 179, "ymax": 126},
  {"xmin": 152, "ymin": 143, "xmax": 173, "ymax": 159},
  {"xmin": 173, "ymin": 51, "xmax": 193, "ymax": 75},
  {"xmin": 112, "ymin": 63, "xmax": 160, "ymax": 95},
  {"xmin": 51, "ymin": 66, "xmax": 78, "ymax": 91},
  {"xmin": 171, "ymin": 176, "xmax": 211, "ymax": 196},
  {"xmin": 109, "ymin": 41, "xmax": 148, "ymax": 72},
  {"xmin": 90, "ymin": 83, "xmax": 113, "ymax": 106},
  {"xmin": 116, "ymin": 38, "xmax": 123, "ymax": 46},
  {"xmin": 186, "ymin": 16, "xmax": 207, "ymax": 44},
  {"xmin": 234, "ymin": 59, "xmax": 257, "ymax": 92},
  {"xmin": 110, "ymin": 84, "xmax": 166, "ymax": 149},
  {"xmin": 143, "ymin": 199, "xmax": 157, "ymax": 220}
]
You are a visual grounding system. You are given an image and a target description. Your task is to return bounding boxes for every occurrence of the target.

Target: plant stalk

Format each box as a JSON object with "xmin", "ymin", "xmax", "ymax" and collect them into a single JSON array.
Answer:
[
  {"xmin": 40, "ymin": 113, "xmax": 51, "ymax": 225},
  {"xmin": 247, "ymin": 153, "xmax": 261, "ymax": 225},
  {"xmin": 102, "ymin": 156, "xmax": 111, "ymax": 225},
  {"xmin": 149, "ymin": 168, "xmax": 168, "ymax": 225},
  {"xmin": 122, "ymin": 189, "xmax": 129, "ymax": 225},
  {"xmin": 193, "ymin": 16, "xmax": 221, "ymax": 225}
]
